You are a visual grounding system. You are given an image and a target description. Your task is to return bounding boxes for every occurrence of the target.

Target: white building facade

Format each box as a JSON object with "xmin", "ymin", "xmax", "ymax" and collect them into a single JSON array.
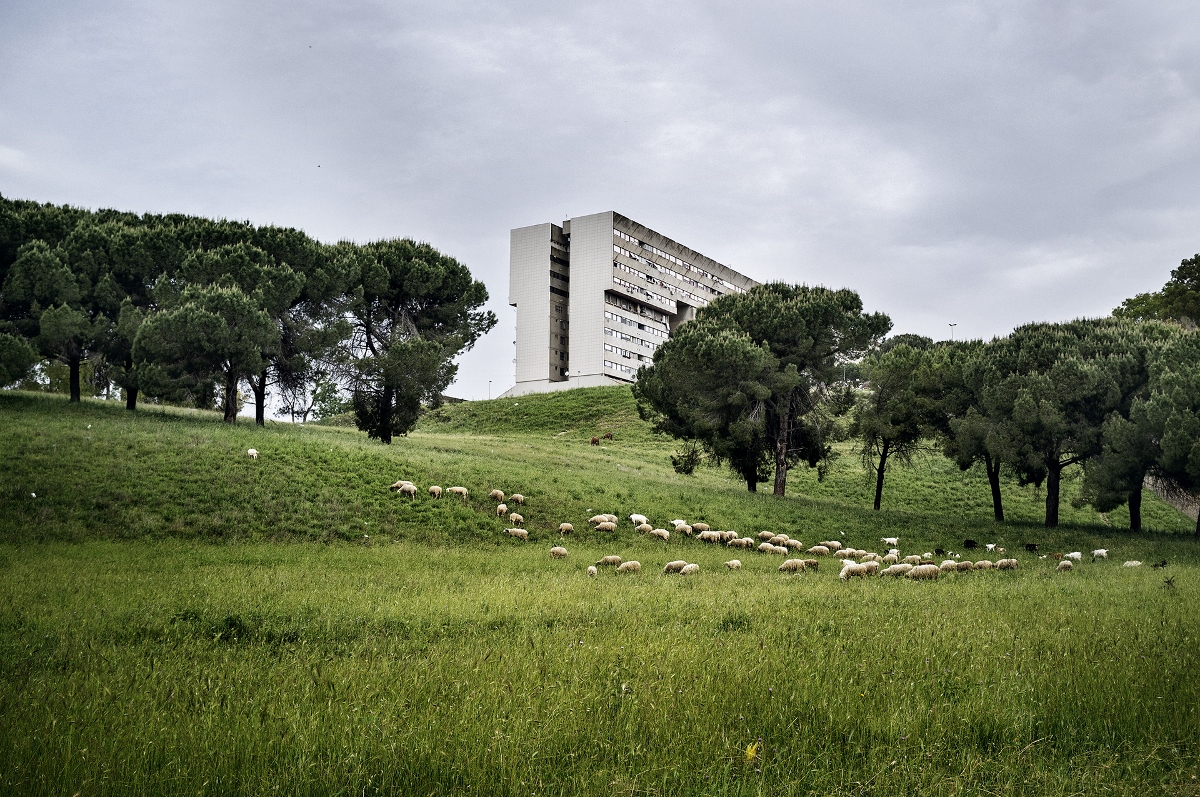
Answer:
[{"xmin": 503, "ymin": 211, "xmax": 759, "ymax": 397}]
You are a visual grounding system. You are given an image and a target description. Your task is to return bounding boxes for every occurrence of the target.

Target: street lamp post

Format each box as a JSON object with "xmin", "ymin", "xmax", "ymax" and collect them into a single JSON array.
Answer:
[
  {"xmin": 488, "ymin": 380, "xmax": 492, "ymax": 400},
  {"xmin": 948, "ymin": 323, "xmax": 957, "ymax": 341}
]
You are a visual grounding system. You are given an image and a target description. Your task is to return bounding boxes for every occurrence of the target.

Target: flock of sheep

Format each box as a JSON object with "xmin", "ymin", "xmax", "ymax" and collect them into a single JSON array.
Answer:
[{"xmin": 375, "ymin": 472, "xmax": 1146, "ymax": 583}]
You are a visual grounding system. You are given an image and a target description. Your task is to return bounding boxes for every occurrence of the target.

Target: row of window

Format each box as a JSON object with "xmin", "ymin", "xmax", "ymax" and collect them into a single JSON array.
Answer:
[
  {"xmin": 604, "ymin": 342, "xmax": 650, "ymax": 363},
  {"xmin": 604, "ymin": 310, "xmax": 667, "ymax": 338},
  {"xmin": 613, "ymin": 228, "xmax": 744, "ymax": 294},
  {"xmin": 550, "ymin": 286, "xmax": 569, "ymax": 298},
  {"xmin": 551, "ymin": 270, "xmax": 569, "ymax": 283},
  {"xmin": 612, "ymin": 274, "xmax": 671, "ymax": 308},
  {"xmin": 605, "ymin": 326, "xmax": 658, "ymax": 352},
  {"xmin": 614, "ymin": 248, "xmax": 711, "ymax": 305},
  {"xmin": 606, "ymin": 293, "xmax": 668, "ymax": 324},
  {"xmin": 604, "ymin": 359, "xmax": 638, "ymax": 376}
]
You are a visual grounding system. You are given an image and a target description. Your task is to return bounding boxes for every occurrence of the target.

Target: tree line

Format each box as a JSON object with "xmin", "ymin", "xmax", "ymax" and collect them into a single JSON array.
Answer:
[
  {"xmin": 635, "ymin": 269, "xmax": 1200, "ymax": 534},
  {"xmin": 0, "ymin": 195, "xmax": 495, "ymax": 443}
]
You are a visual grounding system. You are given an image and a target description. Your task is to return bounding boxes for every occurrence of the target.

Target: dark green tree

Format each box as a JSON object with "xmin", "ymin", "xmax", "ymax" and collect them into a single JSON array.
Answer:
[
  {"xmin": 0, "ymin": 332, "xmax": 37, "ymax": 386},
  {"xmin": 344, "ymin": 239, "xmax": 495, "ymax": 443}
]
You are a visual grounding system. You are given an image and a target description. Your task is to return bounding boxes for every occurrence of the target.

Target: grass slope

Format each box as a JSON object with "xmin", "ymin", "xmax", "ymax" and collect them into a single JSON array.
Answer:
[{"xmin": 1, "ymin": 389, "xmax": 1198, "ymax": 796}]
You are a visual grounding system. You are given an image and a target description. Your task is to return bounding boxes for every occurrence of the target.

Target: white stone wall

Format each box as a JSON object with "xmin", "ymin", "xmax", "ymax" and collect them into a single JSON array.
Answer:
[
  {"xmin": 509, "ymin": 224, "xmax": 553, "ymax": 386},
  {"xmin": 564, "ymin": 211, "xmax": 614, "ymax": 382}
]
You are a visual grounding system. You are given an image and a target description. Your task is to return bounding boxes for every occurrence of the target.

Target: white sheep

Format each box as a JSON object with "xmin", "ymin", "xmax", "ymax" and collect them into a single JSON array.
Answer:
[
  {"xmin": 587, "ymin": 565, "xmax": 598, "ymax": 577},
  {"xmin": 1064, "ymin": 552, "xmax": 1083, "ymax": 562},
  {"xmin": 448, "ymin": 486, "xmax": 468, "ymax": 501},
  {"xmin": 995, "ymin": 558, "xmax": 1018, "ymax": 570},
  {"xmin": 488, "ymin": 489, "xmax": 505, "ymax": 501},
  {"xmin": 803, "ymin": 558, "xmax": 820, "ymax": 570},
  {"xmin": 588, "ymin": 515, "xmax": 609, "ymax": 525},
  {"xmin": 757, "ymin": 531, "xmax": 776, "ymax": 542},
  {"xmin": 805, "ymin": 545, "xmax": 830, "ymax": 556},
  {"xmin": 757, "ymin": 542, "xmax": 776, "ymax": 554},
  {"xmin": 725, "ymin": 559, "xmax": 742, "ymax": 570},
  {"xmin": 771, "ymin": 545, "xmax": 788, "ymax": 555},
  {"xmin": 1122, "ymin": 560, "xmax": 1142, "ymax": 567},
  {"xmin": 727, "ymin": 537, "xmax": 753, "ymax": 549},
  {"xmin": 956, "ymin": 561, "xmax": 974, "ymax": 572},
  {"xmin": 602, "ymin": 514, "xmax": 618, "ymax": 523},
  {"xmin": 859, "ymin": 552, "xmax": 883, "ymax": 563},
  {"xmin": 697, "ymin": 530, "xmax": 722, "ymax": 544},
  {"xmin": 785, "ymin": 539, "xmax": 804, "ymax": 550},
  {"xmin": 677, "ymin": 524, "xmax": 694, "ymax": 536},
  {"xmin": 616, "ymin": 561, "xmax": 641, "ymax": 573},
  {"xmin": 680, "ymin": 563, "xmax": 700, "ymax": 575},
  {"xmin": 985, "ymin": 543, "xmax": 996, "ymax": 552},
  {"xmin": 247, "ymin": 448, "xmax": 258, "ymax": 459},
  {"xmin": 1092, "ymin": 549, "xmax": 1108, "ymax": 561},
  {"xmin": 595, "ymin": 521, "xmax": 617, "ymax": 532},
  {"xmin": 389, "ymin": 480, "xmax": 414, "ymax": 491},
  {"xmin": 662, "ymin": 560, "xmax": 687, "ymax": 574},
  {"xmin": 629, "ymin": 513, "xmax": 649, "ymax": 526},
  {"xmin": 692, "ymin": 522, "xmax": 711, "ymax": 532},
  {"xmin": 882, "ymin": 553, "xmax": 899, "ymax": 565},
  {"xmin": 671, "ymin": 519, "xmax": 688, "ymax": 529},
  {"xmin": 881, "ymin": 563, "xmax": 913, "ymax": 577},
  {"xmin": 720, "ymin": 530, "xmax": 739, "ymax": 542},
  {"xmin": 1057, "ymin": 560, "xmax": 1073, "ymax": 572},
  {"xmin": 398, "ymin": 483, "xmax": 417, "ymax": 500},
  {"xmin": 840, "ymin": 562, "xmax": 869, "ymax": 581},
  {"xmin": 820, "ymin": 540, "xmax": 844, "ymax": 552},
  {"xmin": 902, "ymin": 555, "xmax": 923, "ymax": 566},
  {"xmin": 596, "ymin": 555, "xmax": 623, "ymax": 567},
  {"xmin": 880, "ymin": 536, "xmax": 898, "ymax": 547},
  {"xmin": 939, "ymin": 560, "xmax": 958, "ymax": 572},
  {"xmin": 428, "ymin": 485, "xmax": 443, "ymax": 498},
  {"xmin": 504, "ymin": 528, "xmax": 528, "ymax": 540},
  {"xmin": 974, "ymin": 560, "xmax": 994, "ymax": 570},
  {"xmin": 509, "ymin": 512, "xmax": 525, "ymax": 526},
  {"xmin": 550, "ymin": 546, "xmax": 568, "ymax": 559},
  {"xmin": 779, "ymin": 559, "xmax": 806, "ymax": 573},
  {"xmin": 635, "ymin": 523, "xmax": 653, "ymax": 533},
  {"xmin": 510, "ymin": 494, "xmax": 526, "ymax": 505},
  {"xmin": 558, "ymin": 523, "xmax": 574, "ymax": 535},
  {"xmin": 650, "ymin": 528, "xmax": 670, "ymax": 542},
  {"xmin": 495, "ymin": 503, "xmax": 508, "ymax": 516},
  {"xmin": 906, "ymin": 564, "xmax": 940, "ymax": 580}
]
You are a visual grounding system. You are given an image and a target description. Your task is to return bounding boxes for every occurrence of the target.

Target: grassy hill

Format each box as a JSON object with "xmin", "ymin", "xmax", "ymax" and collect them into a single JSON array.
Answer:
[{"xmin": 1, "ymin": 388, "xmax": 1198, "ymax": 795}]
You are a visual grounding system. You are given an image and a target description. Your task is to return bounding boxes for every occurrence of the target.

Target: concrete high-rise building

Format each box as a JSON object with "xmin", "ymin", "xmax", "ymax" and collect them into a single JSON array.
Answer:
[{"xmin": 503, "ymin": 211, "xmax": 759, "ymax": 397}]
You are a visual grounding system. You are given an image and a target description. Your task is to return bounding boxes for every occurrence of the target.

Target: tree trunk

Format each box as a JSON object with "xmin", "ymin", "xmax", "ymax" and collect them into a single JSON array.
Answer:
[
  {"xmin": 1045, "ymin": 462, "xmax": 1061, "ymax": 527},
  {"xmin": 69, "ymin": 354, "xmax": 81, "ymax": 402},
  {"xmin": 252, "ymin": 369, "xmax": 267, "ymax": 426},
  {"xmin": 223, "ymin": 370, "xmax": 239, "ymax": 424},
  {"xmin": 772, "ymin": 398, "xmax": 791, "ymax": 497},
  {"xmin": 873, "ymin": 440, "xmax": 890, "ymax": 511},
  {"xmin": 742, "ymin": 463, "xmax": 758, "ymax": 492},
  {"xmin": 379, "ymin": 384, "xmax": 394, "ymax": 444},
  {"xmin": 1128, "ymin": 485, "xmax": 1142, "ymax": 533},
  {"xmin": 124, "ymin": 356, "xmax": 137, "ymax": 410},
  {"xmin": 984, "ymin": 452, "xmax": 1004, "ymax": 522},
  {"xmin": 1195, "ymin": 510, "xmax": 1199, "ymax": 538}
]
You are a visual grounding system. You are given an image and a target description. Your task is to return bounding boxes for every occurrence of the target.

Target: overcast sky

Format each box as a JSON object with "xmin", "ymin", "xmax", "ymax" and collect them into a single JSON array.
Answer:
[{"xmin": 3, "ymin": 1, "xmax": 1199, "ymax": 400}]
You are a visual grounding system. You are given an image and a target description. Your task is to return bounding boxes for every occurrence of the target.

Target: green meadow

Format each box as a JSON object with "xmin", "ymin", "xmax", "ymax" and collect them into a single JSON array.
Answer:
[{"xmin": 1, "ymin": 387, "xmax": 1197, "ymax": 795}]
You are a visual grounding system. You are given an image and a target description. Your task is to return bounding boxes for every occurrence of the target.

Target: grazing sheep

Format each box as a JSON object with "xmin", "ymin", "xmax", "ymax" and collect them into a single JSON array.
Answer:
[
  {"xmin": 1064, "ymin": 552, "xmax": 1083, "ymax": 562},
  {"xmin": 650, "ymin": 528, "xmax": 670, "ymax": 542},
  {"xmin": 602, "ymin": 432, "xmax": 613, "ymax": 440},
  {"xmin": 803, "ymin": 559, "xmax": 820, "ymax": 570},
  {"xmin": 995, "ymin": 558, "xmax": 1018, "ymax": 570},
  {"xmin": 510, "ymin": 494, "xmax": 525, "ymax": 505},
  {"xmin": 663, "ymin": 560, "xmax": 688, "ymax": 574},
  {"xmin": 1057, "ymin": 560, "xmax": 1073, "ymax": 572},
  {"xmin": 1092, "ymin": 549, "xmax": 1108, "ymax": 561},
  {"xmin": 1123, "ymin": 560, "xmax": 1142, "ymax": 567},
  {"xmin": 488, "ymin": 489, "xmax": 505, "ymax": 501},
  {"xmin": 882, "ymin": 553, "xmax": 899, "ymax": 565},
  {"xmin": 676, "ymin": 524, "xmax": 694, "ymax": 536},
  {"xmin": 985, "ymin": 543, "xmax": 996, "ymax": 552},
  {"xmin": 963, "ymin": 539, "xmax": 979, "ymax": 549},
  {"xmin": 692, "ymin": 523, "xmax": 711, "ymax": 532},
  {"xmin": 887, "ymin": 548, "xmax": 900, "ymax": 556},
  {"xmin": 840, "ymin": 562, "xmax": 869, "ymax": 581},
  {"xmin": 727, "ymin": 537, "xmax": 753, "ymax": 549},
  {"xmin": 616, "ymin": 561, "xmax": 641, "ymax": 573},
  {"xmin": 587, "ymin": 565, "xmax": 598, "ymax": 577},
  {"xmin": 1050, "ymin": 553, "xmax": 1064, "ymax": 560},
  {"xmin": 448, "ymin": 486, "xmax": 469, "ymax": 501},
  {"xmin": 835, "ymin": 549, "xmax": 856, "ymax": 560},
  {"xmin": 956, "ymin": 561, "xmax": 975, "ymax": 572},
  {"xmin": 1025, "ymin": 543, "xmax": 1039, "ymax": 553},
  {"xmin": 939, "ymin": 560, "xmax": 958, "ymax": 572},
  {"xmin": 757, "ymin": 531, "xmax": 776, "ymax": 542},
  {"xmin": 697, "ymin": 530, "xmax": 722, "ymax": 544},
  {"xmin": 769, "ymin": 535, "xmax": 789, "ymax": 546},
  {"xmin": 635, "ymin": 523, "xmax": 653, "ymax": 533},
  {"xmin": 389, "ymin": 480, "xmax": 414, "ymax": 491},
  {"xmin": 902, "ymin": 555, "xmax": 923, "ymax": 566},
  {"xmin": 595, "ymin": 521, "xmax": 617, "ymax": 532},
  {"xmin": 509, "ymin": 513, "xmax": 525, "ymax": 526},
  {"xmin": 805, "ymin": 545, "xmax": 831, "ymax": 556},
  {"xmin": 398, "ymin": 483, "xmax": 418, "ymax": 500},
  {"xmin": 881, "ymin": 563, "xmax": 914, "ymax": 577},
  {"xmin": 596, "ymin": 555, "xmax": 623, "ymax": 567},
  {"xmin": 974, "ymin": 560, "xmax": 994, "ymax": 570},
  {"xmin": 820, "ymin": 540, "xmax": 844, "ymax": 552},
  {"xmin": 671, "ymin": 520, "xmax": 688, "ymax": 529},
  {"xmin": 590, "ymin": 437, "xmax": 600, "ymax": 445},
  {"xmin": 779, "ymin": 559, "xmax": 806, "ymax": 573},
  {"xmin": 771, "ymin": 545, "xmax": 788, "ymax": 555},
  {"xmin": 558, "ymin": 523, "xmax": 574, "ymax": 535},
  {"xmin": 757, "ymin": 542, "xmax": 776, "ymax": 554},
  {"xmin": 504, "ymin": 528, "xmax": 528, "ymax": 540},
  {"xmin": 496, "ymin": 503, "xmax": 508, "ymax": 516},
  {"xmin": 784, "ymin": 539, "xmax": 804, "ymax": 551},
  {"xmin": 721, "ymin": 530, "xmax": 740, "ymax": 542},
  {"xmin": 906, "ymin": 564, "xmax": 941, "ymax": 580},
  {"xmin": 550, "ymin": 546, "xmax": 568, "ymax": 559},
  {"xmin": 921, "ymin": 553, "xmax": 935, "ymax": 561},
  {"xmin": 880, "ymin": 536, "xmax": 898, "ymax": 547},
  {"xmin": 247, "ymin": 448, "xmax": 258, "ymax": 459},
  {"xmin": 602, "ymin": 514, "xmax": 618, "ymax": 523},
  {"xmin": 862, "ymin": 561, "xmax": 880, "ymax": 575},
  {"xmin": 725, "ymin": 559, "xmax": 742, "ymax": 570},
  {"xmin": 860, "ymin": 552, "xmax": 883, "ymax": 563},
  {"xmin": 428, "ymin": 485, "xmax": 443, "ymax": 498},
  {"xmin": 996, "ymin": 547, "xmax": 1006, "ymax": 554},
  {"xmin": 629, "ymin": 513, "xmax": 649, "ymax": 526},
  {"xmin": 680, "ymin": 563, "xmax": 700, "ymax": 575}
]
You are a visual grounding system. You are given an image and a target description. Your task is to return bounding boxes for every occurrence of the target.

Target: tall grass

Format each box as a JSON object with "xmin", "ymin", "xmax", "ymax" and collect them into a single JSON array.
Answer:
[{"xmin": 1, "ymin": 389, "xmax": 1198, "ymax": 794}]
